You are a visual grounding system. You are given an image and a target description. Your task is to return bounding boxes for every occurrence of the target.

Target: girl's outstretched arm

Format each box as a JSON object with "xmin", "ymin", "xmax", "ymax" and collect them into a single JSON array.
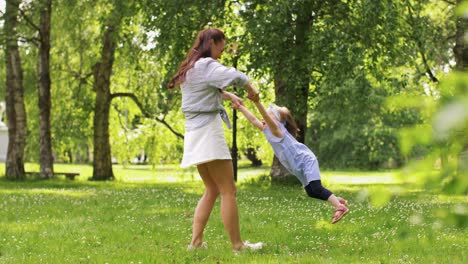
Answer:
[
  {"xmin": 237, "ymin": 105, "xmax": 264, "ymax": 130},
  {"xmin": 221, "ymin": 90, "xmax": 244, "ymax": 107},
  {"xmin": 244, "ymin": 82, "xmax": 259, "ymax": 99},
  {"xmin": 253, "ymin": 101, "xmax": 283, "ymax": 138}
]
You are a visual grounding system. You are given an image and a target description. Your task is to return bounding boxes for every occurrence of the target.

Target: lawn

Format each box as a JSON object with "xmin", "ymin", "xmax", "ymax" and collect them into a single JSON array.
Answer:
[{"xmin": 0, "ymin": 163, "xmax": 467, "ymax": 263}]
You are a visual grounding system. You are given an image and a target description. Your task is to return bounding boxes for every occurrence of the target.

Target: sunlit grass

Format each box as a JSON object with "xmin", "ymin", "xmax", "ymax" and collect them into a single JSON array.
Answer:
[
  {"xmin": 0, "ymin": 162, "xmax": 466, "ymax": 263},
  {"xmin": 0, "ymin": 188, "xmax": 93, "ymax": 198}
]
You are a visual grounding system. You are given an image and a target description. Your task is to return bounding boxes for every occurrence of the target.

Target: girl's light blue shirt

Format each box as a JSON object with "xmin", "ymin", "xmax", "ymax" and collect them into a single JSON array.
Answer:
[{"xmin": 263, "ymin": 122, "xmax": 321, "ymax": 186}]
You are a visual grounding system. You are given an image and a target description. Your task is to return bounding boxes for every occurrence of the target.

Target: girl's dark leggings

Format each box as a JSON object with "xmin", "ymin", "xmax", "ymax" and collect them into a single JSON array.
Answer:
[{"xmin": 304, "ymin": 180, "xmax": 332, "ymax": 201}]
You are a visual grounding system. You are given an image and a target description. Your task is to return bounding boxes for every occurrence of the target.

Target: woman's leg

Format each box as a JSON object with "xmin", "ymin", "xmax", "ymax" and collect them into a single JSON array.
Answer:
[
  {"xmin": 204, "ymin": 160, "xmax": 244, "ymax": 250},
  {"xmin": 190, "ymin": 163, "xmax": 220, "ymax": 247}
]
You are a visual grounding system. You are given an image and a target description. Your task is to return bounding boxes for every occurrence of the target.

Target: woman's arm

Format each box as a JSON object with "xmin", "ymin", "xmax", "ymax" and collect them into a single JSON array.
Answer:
[
  {"xmin": 253, "ymin": 101, "xmax": 284, "ymax": 138},
  {"xmin": 237, "ymin": 105, "xmax": 264, "ymax": 130}
]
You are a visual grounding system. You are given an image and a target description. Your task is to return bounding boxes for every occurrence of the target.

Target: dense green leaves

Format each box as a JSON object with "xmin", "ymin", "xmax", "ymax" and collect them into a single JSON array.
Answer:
[{"xmin": 0, "ymin": 0, "xmax": 463, "ymax": 174}]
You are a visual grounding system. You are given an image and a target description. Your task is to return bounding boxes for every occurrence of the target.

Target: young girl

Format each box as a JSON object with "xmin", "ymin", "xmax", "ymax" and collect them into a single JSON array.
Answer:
[{"xmin": 236, "ymin": 95, "xmax": 349, "ymax": 224}]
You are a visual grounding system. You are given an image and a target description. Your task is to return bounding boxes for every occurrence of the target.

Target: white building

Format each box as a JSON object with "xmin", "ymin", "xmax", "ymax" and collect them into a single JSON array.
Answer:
[{"xmin": 0, "ymin": 102, "xmax": 8, "ymax": 162}]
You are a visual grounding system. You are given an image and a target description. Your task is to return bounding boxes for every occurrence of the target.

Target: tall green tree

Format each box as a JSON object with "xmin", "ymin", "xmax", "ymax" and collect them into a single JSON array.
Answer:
[
  {"xmin": 447, "ymin": 0, "xmax": 467, "ymax": 184},
  {"xmin": 47, "ymin": 0, "xmax": 99, "ymax": 164},
  {"xmin": 36, "ymin": 0, "xmax": 54, "ymax": 178},
  {"xmin": 4, "ymin": 0, "xmax": 27, "ymax": 180},
  {"xmin": 240, "ymin": 0, "xmax": 346, "ymax": 179},
  {"xmin": 91, "ymin": 2, "xmax": 126, "ymax": 180},
  {"xmin": 454, "ymin": 0, "xmax": 468, "ymax": 71},
  {"xmin": 91, "ymin": 0, "xmax": 185, "ymax": 179},
  {"xmin": 239, "ymin": 0, "xmax": 457, "ymax": 173}
]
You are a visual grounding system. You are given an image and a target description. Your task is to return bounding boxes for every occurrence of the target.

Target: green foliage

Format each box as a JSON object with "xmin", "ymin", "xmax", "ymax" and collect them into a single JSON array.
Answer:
[
  {"xmin": 0, "ymin": 0, "xmax": 461, "ymax": 172},
  {"xmin": 396, "ymin": 71, "xmax": 468, "ymax": 195},
  {"xmin": 304, "ymin": 0, "xmax": 455, "ymax": 169}
]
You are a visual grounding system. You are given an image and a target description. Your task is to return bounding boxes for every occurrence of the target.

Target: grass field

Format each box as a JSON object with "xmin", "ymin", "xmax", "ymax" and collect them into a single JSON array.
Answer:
[{"xmin": 0, "ymin": 163, "xmax": 467, "ymax": 263}]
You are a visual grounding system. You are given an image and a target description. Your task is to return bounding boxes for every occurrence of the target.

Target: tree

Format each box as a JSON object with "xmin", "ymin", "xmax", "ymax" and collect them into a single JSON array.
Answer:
[
  {"xmin": 454, "ymin": 0, "xmax": 467, "ymax": 71},
  {"xmin": 91, "ymin": 1, "xmax": 186, "ymax": 179},
  {"xmin": 91, "ymin": 3, "xmax": 124, "ymax": 181},
  {"xmin": 36, "ymin": 0, "xmax": 54, "ymax": 178},
  {"xmin": 240, "ymin": 0, "xmax": 337, "ymax": 180},
  {"xmin": 15, "ymin": 0, "xmax": 55, "ymax": 178},
  {"xmin": 388, "ymin": 0, "xmax": 467, "ymax": 196},
  {"xmin": 4, "ymin": 0, "xmax": 28, "ymax": 180},
  {"xmin": 451, "ymin": 0, "xmax": 467, "ymax": 180},
  {"xmin": 46, "ymin": 0, "xmax": 100, "ymax": 164}
]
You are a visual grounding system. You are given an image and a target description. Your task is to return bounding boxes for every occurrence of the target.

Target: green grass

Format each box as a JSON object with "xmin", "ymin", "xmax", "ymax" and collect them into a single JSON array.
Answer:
[{"xmin": 0, "ymin": 163, "xmax": 467, "ymax": 263}]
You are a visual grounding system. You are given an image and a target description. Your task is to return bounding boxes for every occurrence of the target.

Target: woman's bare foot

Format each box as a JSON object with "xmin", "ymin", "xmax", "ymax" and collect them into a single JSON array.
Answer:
[
  {"xmin": 187, "ymin": 242, "xmax": 208, "ymax": 251},
  {"xmin": 233, "ymin": 241, "xmax": 264, "ymax": 252}
]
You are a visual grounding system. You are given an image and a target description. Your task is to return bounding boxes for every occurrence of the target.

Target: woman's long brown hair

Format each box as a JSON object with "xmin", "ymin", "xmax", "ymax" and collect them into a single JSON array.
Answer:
[{"xmin": 168, "ymin": 28, "xmax": 225, "ymax": 89}]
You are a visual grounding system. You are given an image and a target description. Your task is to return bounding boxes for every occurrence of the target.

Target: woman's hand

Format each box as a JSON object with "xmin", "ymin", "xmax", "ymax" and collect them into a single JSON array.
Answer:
[
  {"xmin": 245, "ymin": 82, "xmax": 260, "ymax": 102},
  {"xmin": 247, "ymin": 92, "xmax": 260, "ymax": 102}
]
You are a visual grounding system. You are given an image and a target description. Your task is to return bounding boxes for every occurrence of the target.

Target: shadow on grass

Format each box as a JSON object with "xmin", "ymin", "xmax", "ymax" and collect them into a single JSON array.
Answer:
[{"xmin": 0, "ymin": 176, "xmax": 195, "ymax": 191}]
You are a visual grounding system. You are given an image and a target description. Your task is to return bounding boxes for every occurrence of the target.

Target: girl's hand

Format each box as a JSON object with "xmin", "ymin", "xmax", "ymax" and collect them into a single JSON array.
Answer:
[
  {"xmin": 231, "ymin": 102, "xmax": 240, "ymax": 110},
  {"xmin": 221, "ymin": 91, "xmax": 243, "ymax": 108},
  {"xmin": 229, "ymin": 92, "xmax": 244, "ymax": 108}
]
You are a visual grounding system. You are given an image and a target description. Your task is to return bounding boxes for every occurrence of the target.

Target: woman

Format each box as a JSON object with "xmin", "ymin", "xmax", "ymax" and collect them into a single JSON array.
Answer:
[{"xmin": 169, "ymin": 28, "xmax": 263, "ymax": 251}]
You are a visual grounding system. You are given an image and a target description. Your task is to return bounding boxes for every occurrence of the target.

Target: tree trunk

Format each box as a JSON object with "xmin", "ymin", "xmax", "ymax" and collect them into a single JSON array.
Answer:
[
  {"xmin": 269, "ymin": 3, "xmax": 313, "ymax": 182},
  {"xmin": 454, "ymin": 0, "xmax": 468, "ymax": 175},
  {"xmin": 454, "ymin": 0, "xmax": 467, "ymax": 72},
  {"xmin": 91, "ymin": 14, "xmax": 121, "ymax": 181},
  {"xmin": 4, "ymin": 0, "xmax": 27, "ymax": 180},
  {"xmin": 270, "ymin": 75, "xmax": 294, "ymax": 180},
  {"xmin": 245, "ymin": 147, "xmax": 262, "ymax": 167},
  {"xmin": 37, "ymin": 0, "xmax": 54, "ymax": 179},
  {"xmin": 290, "ymin": 3, "xmax": 312, "ymax": 144},
  {"xmin": 269, "ymin": 156, "xmax": 294, "ymax": 182}
]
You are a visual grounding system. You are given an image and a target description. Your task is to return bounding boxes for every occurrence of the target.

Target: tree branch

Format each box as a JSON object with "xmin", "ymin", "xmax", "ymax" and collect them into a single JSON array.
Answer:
[
  {"xmin": 62, "ymin": 63, "xmax": 94, "ymax": 88},
  {"xmin": 18, "ymin": 36, "xmax": 40, "ymax": 45},
  {"xmin": 112, "ymin": 104, "xmax": 130, "ymax": 132},
  {"xmin": 17, "ymin": 5, "xmax": 41, "ymax": 33},
  {"xmin": 446, "ymin": 34, "xmax": 457, "ymax": 41},
  {"xmin": 441, "ymin": 0, "xmax": 456, "ymax": 5},
  {"xmin": 110, "ymin": 92, "xmax": 184, "ymax": 139},
  {"xmin": 405, "ymin": 0, "xmax": 439, "ymax": 83}
]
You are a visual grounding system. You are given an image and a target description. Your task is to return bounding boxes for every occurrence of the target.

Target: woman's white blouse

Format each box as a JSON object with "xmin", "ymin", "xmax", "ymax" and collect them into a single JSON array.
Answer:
[{"xmin": 181, "ymin": 57, "xmax": 249, "ymax": 131}]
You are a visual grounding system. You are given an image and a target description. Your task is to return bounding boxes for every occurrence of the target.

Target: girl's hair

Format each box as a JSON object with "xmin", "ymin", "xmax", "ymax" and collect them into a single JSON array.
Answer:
[
  {"xmin": 168, "ymin": 28, "xmax": 225, "ymax": 89},
  {"xmin": 280, "ymin": 107, "xmax": 300, "ymax": 138}
]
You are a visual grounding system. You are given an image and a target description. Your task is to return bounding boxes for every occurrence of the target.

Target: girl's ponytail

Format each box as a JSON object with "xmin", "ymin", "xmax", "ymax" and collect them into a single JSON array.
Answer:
[{"xmin": 282, "ymin": 108, "xmax": 299, "ymax": 138}]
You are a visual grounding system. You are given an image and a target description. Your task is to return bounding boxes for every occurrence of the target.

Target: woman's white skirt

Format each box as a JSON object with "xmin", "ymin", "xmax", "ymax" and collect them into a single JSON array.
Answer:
[{"xmin": 180, "ymin": 115, "xmax": 231, "ymax": 168}]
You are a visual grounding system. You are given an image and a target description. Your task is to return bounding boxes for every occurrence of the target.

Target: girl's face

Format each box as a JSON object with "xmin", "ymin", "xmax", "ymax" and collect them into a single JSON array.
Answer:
[{"xmin": 211, "ymin": 39, "xmax": 225, "ymax": 59}]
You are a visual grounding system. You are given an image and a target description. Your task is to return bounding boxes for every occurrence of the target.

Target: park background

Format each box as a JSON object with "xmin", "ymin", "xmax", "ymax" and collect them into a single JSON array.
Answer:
[{"xmin": 0, "ymin": 0, "xmax": 467, "ymax": 263}]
